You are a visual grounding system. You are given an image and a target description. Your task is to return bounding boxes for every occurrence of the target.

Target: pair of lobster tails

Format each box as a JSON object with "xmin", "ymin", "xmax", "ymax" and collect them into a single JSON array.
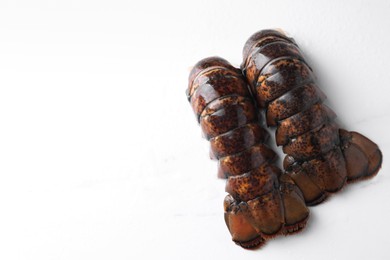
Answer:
[{"xmin": 186, "ymin": 29, "xmax": 382, "ymax": 249}]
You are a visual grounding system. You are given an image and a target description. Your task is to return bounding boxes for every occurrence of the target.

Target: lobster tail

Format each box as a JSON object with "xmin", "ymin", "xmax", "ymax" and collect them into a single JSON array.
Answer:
[
  {"xmin": 340, "ymin": 129, "xmax": 382, "ymax": 181},
  {"xmin": 187, "ymin": 57, "xmax": 309, "ymax": 248},
  {"xmin": 241, "ymin": 30, "xmax": 382, "ymax": 206}
]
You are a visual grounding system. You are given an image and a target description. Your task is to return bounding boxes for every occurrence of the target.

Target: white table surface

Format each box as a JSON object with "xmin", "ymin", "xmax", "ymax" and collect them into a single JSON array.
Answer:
[{"xmin": 1, "ymin": 1, "xmax": 389, "ymax": 259}]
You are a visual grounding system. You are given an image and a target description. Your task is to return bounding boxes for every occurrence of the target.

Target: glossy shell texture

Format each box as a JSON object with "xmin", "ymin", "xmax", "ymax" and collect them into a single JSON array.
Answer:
[
  {"xmin": 187, "ymin": 57, "xmax": 309, "ymax": 248},
  {"xmin": 241, "ymin": 30, "xmax": 383, "ymax": 205}
]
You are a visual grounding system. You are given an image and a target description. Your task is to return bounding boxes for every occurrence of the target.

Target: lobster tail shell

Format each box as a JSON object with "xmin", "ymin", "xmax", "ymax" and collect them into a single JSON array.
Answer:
[
  {"xmin": 241, "ymin": 30, "xmax": 382, "ymax": 206},
  {"xmin": 187, "ymin": 57, "xmax": 309, "ymax": 248},
  {"xmin": 340, "ymin": 129, "xmax": 383, "ymax": 181}
]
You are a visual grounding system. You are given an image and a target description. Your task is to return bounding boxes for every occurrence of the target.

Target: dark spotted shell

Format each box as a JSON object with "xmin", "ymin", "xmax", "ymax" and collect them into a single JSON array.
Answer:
[
  {"xmin": 187, "ymin": 57, "xmax": 309, "ymax": 248},
  {"xmin": 242, "ymin": 30, "xmax": 382, "ymax": 205}
]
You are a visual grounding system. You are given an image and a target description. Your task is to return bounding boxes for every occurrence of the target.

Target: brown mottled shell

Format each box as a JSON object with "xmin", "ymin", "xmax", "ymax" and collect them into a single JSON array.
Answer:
[
  {"xmin": 242, "ymin": 30, "xmax": 382, "ymax": 206},
  {"xmin": 187, "ymin": 57, "xmax": 309, "ymax": 248}
]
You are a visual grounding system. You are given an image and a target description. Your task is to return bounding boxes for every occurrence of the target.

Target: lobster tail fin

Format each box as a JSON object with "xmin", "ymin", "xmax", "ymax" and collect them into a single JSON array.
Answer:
[
  {"xmin": 339, "ymin": 129, "xmax": 382, "ymax": 181},
  {"xmin": 224, "ymin": 195, "xmax": 265, "ymax": 249},
  {"xmin": 279, "ymin": 175, "xmax": 309, "ymax": 231}
]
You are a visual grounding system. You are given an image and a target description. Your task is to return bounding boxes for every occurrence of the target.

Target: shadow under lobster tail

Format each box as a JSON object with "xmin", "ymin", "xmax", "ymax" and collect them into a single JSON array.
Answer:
[{"xmin": 339, "ymin": 129, "xmax": 382, "ymax": 182}]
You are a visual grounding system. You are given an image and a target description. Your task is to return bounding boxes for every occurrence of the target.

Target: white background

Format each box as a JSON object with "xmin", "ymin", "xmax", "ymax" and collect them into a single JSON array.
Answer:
[{"xmin": 0, "ymin": 0, "xmax": 389, "ymax": 259}]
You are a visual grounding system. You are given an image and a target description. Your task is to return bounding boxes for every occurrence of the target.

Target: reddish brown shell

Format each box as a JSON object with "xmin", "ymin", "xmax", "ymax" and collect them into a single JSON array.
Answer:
[
  {"xmin": 187, "ymin": 57, "xmax": 309, "ymax": 248},
  {"xmin": 242, "ymin": 30, "xmax": 383, "ymax": 205}
]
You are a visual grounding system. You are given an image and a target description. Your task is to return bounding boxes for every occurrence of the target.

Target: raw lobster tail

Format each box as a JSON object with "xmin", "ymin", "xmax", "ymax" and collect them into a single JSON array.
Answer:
[
  {"xmin": 241, "ymin": 29, "xmax": 382, "ymax": 206},
  {"xmin": 187, "ymin": 57, "xmax": 309, "ymax": 248}
]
